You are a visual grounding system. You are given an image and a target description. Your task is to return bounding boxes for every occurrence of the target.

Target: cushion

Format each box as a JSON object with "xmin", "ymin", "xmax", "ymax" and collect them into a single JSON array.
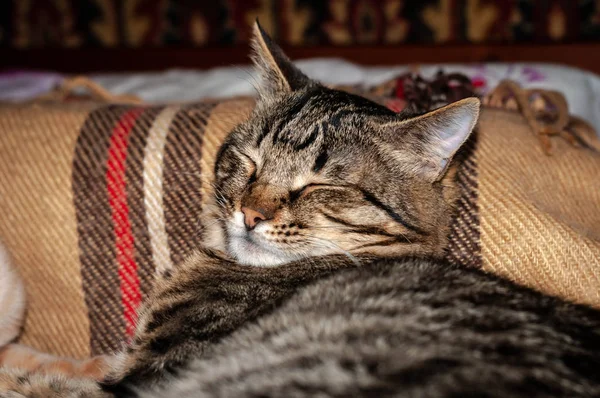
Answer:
[{"xmin": 0, "ymin": 78, "xmax": 599, "ymax": 359}]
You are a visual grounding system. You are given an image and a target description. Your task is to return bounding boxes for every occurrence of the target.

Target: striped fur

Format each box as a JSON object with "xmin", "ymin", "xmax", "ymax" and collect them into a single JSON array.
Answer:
[
  {"xmin": 2, "ymin": 22, "xmax": 600, "ymax": 397},
  {"xmin": 106, "ymin": 22, "xmax": 600, "ymax": 397},
  {"xmin": 138, "ymin": 257, "xmax": 600, "ymax": 397},
  {"xmin": 0, "ymin": 368, "xmax": 110, "ymax": 397}
]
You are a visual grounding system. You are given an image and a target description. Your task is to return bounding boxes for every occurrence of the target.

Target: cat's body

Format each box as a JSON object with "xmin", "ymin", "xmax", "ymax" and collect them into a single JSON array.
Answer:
[
  {"xmin": 1, "ymin": 22, "xmax": 600, "ymax": 397},
  {"xmin": 3, "ymin": 252, "xmax": 600, "ymax": 397},
  {"xmin": 138, "ymin": 255, "xmax": 600, "ymax": 398}
]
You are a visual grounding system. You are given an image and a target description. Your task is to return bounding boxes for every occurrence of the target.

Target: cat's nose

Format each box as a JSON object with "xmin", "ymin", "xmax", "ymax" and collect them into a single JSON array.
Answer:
[{"xmin": 241, "ymin": 207, "xmax": 268, "ymax": 230}]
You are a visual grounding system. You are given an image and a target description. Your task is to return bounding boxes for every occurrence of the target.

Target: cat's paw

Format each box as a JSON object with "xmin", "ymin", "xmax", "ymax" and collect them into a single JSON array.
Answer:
[
  {"xmin": 0, "ymin": 367, "xmax": 111, "ymax": 397},
  {"xmin": 0, "ymin": 344, "xmax": 113, "ymax": 382}
]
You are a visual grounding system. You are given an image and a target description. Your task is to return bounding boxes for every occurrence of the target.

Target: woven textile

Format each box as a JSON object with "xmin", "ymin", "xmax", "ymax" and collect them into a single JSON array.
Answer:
[
  {"xmin": 0, "ymin": 89, "xmax": 599, "ymax": 358},
  {"xmin": 477, "ymin": 109, "xmax": 600, "ymax": 306},
  {"xmin": 0, "ymin": 98, "xmax": 252, "ymax": 357}
]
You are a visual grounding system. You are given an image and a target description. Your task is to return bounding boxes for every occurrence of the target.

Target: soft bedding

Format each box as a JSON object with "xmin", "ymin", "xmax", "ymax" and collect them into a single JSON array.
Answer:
[
  {"xmin": 1, "ymin": 59, "xmax": 600, "ymax": 132},
  {"xmin": 0, "ymin": 58, "xmax": 599, "ymax": 361},
  {"xmin": 0, "ymin": 68, "xmax": 599, "ymax": 360}
]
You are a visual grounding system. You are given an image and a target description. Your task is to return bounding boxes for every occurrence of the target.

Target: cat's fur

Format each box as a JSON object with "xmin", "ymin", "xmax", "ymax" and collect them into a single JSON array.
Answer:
[
  {"xmin": 1, "ymin": 22, "xmax": 600, "ymax": 397},
  {"xmin": 140, "ymin": 257, "xmax": 600, "ymax": 397}
]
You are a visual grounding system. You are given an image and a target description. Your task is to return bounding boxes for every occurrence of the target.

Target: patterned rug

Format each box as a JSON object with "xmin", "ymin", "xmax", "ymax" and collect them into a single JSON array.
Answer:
[{"xmin": 1, "ymin": 1, "xmax": 599, "ymax": 49}]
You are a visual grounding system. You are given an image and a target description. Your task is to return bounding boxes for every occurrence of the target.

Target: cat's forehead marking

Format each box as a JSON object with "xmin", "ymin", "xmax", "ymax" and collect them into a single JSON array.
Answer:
[{"xmin": 265, "ymin": 91, "xmax": 363, "ymax": 151}]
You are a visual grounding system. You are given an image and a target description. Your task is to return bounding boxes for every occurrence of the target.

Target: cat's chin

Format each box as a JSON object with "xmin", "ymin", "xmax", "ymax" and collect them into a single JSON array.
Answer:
[
  {"xmin": 223, "ymin": 212, "xmax": 302, "ymax": 267},
  {"xmin": 227, "ymin": 235, "xmax": 295, "ymax": 267}
]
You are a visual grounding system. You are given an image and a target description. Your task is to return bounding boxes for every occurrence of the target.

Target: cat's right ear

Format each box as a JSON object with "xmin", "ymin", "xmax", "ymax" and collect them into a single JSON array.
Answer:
[
  {"xmin": 251, "ymin": 20, "xmax": 312, "ymax": 96},
  {"xmin": 379, "ymin": 97, "xmax": 480, "ymax": 182}
]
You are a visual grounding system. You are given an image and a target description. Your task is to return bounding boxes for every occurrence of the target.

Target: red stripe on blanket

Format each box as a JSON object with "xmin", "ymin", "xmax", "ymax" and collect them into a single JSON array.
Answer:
[{"xmin": 106, "ymin": 108, "xmax": 144, "ymax": 336}]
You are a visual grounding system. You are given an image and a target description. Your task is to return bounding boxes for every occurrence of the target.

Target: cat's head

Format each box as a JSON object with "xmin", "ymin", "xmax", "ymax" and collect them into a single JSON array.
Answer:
[{"xmin": 211, "ymin": 22, "xmax": 479, "ymax": 267}]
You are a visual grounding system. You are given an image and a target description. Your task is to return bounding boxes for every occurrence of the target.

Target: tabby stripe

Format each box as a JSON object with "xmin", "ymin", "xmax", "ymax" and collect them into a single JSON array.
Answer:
[
  {"xmin": 354, "ymin": 239, "xmax": 402, "ymax": 249},
  {"xmin": 360, "ymin": 189, "xmax": 427, "ymax": 235},
  {"xmin": 293, "ymin": 123, "xmax": 320, "ymax": 151},
  {"xmin": 143, "ymin": 107, "xmax": 180, "ymax": 276},
  {"xmin": 106, "ymin": 108, "xmax": 145, "ymax": 337},
  {"xmin": 75, "ymin": 106, "xmax": 127, "ymax": 355},
  {"xmin": 256, "ymin": 123, "xmax": 270, "ymax": 147},
  {"xmin": 162, "ymin": 104, "xmax": 215, "ymax": 266},
  {"xmin": 272, "ymin": 89, "xmax": 315, "ymax": 145},
  {"xmin": 328, "ymin": 109, "xmax": 354, "ymax": 128},
  {"xmin": 321, "ymin": 212, "xmax": 413, "ymax": 243}
]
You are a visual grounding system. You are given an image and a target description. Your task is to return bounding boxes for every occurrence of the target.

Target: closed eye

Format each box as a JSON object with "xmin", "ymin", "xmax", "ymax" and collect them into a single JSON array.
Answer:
[
  {"xmin": 237, "ymin": 152, "xmax": 258, "ymax": 184},
  {"xmin": 290, "ymin": 183, "xmax": 350, "ymax": 202},
  {"xmin": 248, "ymin": 169, "xmax": 257, "ymax": 184}
]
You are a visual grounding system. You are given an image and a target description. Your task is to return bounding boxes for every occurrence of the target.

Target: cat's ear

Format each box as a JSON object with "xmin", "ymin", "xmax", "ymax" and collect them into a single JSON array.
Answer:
[
  {"xmin": 251, "ymin": 20, "xmax": 312, "ymax": 96},
  {"xmin": 382, "ymin": 97, "xmax": 480, "ymax": 181}
]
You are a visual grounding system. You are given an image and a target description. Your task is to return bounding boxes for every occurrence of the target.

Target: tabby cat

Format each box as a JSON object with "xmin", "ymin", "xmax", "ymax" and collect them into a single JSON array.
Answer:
[{"xmin": 1, "ymin": 22, "xmax": 600, "ymax": 397}]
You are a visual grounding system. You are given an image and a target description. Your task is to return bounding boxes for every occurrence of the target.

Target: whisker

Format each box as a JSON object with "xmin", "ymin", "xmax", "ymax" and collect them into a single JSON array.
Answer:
[
  {"xmin": 304, "ymin": 225, "xmax": 352, "ymax": 231},
  {"xmin": 194, "ymin": 216, "xmax": 227, "ymax": 240}
]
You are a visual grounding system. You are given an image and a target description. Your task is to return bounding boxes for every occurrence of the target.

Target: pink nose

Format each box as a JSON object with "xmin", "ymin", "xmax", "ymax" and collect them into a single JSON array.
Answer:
[{"xmin": 241, "ymin": 207, "xmax": 268, "ymax": 230}]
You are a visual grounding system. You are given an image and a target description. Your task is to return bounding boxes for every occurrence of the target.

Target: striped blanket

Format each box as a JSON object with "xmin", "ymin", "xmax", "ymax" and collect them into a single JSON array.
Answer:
[{"xmin": 0, "ymin": 82, "xmax": 598, "ymax": 359}]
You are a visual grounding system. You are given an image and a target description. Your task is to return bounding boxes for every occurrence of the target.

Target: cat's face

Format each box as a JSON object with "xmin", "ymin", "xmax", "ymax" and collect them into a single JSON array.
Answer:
[{"xmin": 211, "ymin": 23, "xmax": 479, "ymax": 267}]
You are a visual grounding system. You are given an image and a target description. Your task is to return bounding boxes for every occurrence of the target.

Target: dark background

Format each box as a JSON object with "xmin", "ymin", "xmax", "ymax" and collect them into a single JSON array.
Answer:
[{"xmin": 1, "ymin": 0, "xmax": 599, "ymax": 73}]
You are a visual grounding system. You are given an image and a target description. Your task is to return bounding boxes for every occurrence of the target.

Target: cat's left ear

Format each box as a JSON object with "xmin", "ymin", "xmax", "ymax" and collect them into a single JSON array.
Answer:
[
  {"xmin": 251, "ymin": 20, "xmax": 313, "ymax": 96},
  {"xmin": 381, "ymin": 97, "xmax": 480, "ymax": 181}
]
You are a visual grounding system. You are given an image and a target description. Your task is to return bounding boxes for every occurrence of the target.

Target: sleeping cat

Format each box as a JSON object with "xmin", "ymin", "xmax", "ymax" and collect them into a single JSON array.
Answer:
[{"xmin": 1, "ymin": 22, "xmax": 600, "ymax": 397}]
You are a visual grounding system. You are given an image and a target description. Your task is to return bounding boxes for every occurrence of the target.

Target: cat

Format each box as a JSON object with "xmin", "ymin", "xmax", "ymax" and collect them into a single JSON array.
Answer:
[{"xmin": 1, "ymin": 21, "xmax": 600, "ymax": 397}]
